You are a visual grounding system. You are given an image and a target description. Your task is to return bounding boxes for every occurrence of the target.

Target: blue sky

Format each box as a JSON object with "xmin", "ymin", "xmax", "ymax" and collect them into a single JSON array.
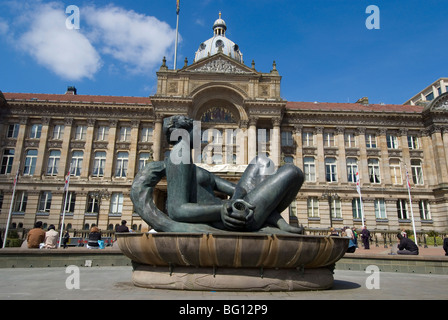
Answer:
[{"xmin": 0, "ymin": 0, "xmax": 447, "ymax": 105}]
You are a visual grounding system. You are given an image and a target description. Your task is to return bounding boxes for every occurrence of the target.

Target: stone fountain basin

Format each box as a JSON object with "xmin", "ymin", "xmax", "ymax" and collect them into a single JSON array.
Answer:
[{"xmin": 117, "ymin": 232, "xmax": 349, "ymax": 269}]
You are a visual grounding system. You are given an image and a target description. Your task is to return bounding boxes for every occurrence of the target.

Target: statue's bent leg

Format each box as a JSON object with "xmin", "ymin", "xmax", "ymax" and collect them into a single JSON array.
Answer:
[{"xmin": 243, "ymin": 164, "xmax": 304, "ymax": 231}]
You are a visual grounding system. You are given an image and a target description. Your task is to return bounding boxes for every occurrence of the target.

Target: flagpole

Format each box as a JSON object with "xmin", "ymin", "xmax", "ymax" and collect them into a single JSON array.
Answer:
[
  {"xmin": 174, "ymin": 0, "xmax": 180, "ymax": 70},
  {"xmin": 405, "ymin": 164, "xmax": 418, "ymax": 246},
  {"xmin": 3, "ymin": 162, "xmax": 20, "ymax": 249},
  {"xmin": 58, "ymin": 164, "xmax": 72, "ymax": 248}
]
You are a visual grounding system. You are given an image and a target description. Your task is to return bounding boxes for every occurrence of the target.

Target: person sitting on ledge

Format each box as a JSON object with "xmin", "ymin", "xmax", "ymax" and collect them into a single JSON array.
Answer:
[
  {"xmin": 396, "ymin": 233, "xmax": 419, "ymax": 255},
  {"xmin": 163, "ymin": 115, "xmax": 304, "ymax": 234}
]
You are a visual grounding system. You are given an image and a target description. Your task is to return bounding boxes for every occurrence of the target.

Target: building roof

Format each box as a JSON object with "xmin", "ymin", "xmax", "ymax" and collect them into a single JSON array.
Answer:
[
  {"xmin": 3, "ymin": 92, "xmax": 152, "ymax": 105},
  {"xmin": 286, "ymin": 101, "xmax": 424, "ymax": 114}
]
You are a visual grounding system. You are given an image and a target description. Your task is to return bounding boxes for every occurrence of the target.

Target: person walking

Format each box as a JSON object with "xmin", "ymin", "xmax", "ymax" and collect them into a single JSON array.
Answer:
[{"xmin": 361, "ymin": 226, "xmax": 370, "ymax": 250}]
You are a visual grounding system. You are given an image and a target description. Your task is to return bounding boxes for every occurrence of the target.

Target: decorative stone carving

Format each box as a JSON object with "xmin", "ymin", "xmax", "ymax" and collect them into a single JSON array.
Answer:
[{"xmin": 192, "ymin": 57, "xmax": 251, "ymax": 74}]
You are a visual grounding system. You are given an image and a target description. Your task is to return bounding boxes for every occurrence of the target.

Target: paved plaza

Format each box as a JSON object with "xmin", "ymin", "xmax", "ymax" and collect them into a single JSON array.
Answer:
[{"xmin": 0, "ymin": 265, "xmax": 446, "ymax": 301}]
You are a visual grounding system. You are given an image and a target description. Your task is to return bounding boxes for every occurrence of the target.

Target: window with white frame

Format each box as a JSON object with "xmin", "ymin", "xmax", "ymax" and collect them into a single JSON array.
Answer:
[
  {"xmin": 368, "ymin": 158, "xmax": 381, "ymax": 183},
  {"xmin": 302, "ymin": 131, "xmax": 314, "ymax": 147},
  {"xmin": 411, "ymin": 159, "xmax": 424, "ymax": 185},
  {"xmin": 352, "ymin": 198, "xmax": 363, "ymax": 219},
  {"xmin": 407, "ymin": 135, "xmax": 420, "ymax": 149},
  {"xmin": 307, "ymin": 197, "xmax": 319, "ymax": 218},
  {"xmin": 281, "ymin": 131, "xmax": 294, "ymax": 146},
  {"xmin": 96, "ymin": 126, "xmax": 109, "ymax": 141},
  {"xmin": 330, "ymin": 198, "xmax": 342, "ymax": 218},
  {"xmin": 92, "ymin": 151, "xmax": 106, "ymax": 177},
  {"xmin": 138, "ymin": 153, "xmax": 151, "ymax": 172},
  {"xmin": 386, "ymin": 134, "xmax": 399, "ymax": 149},
  {"xmin": 140, "ymin": 127, "xmax": 153, "ymax": 142},
  {"xmin": 52, "ymin": 125, "xmax": 64, "ymax": 140},
  {"xmin": 71, "ymin": 151, "xmax": 83, "ymax": 176},
  {"xmin": 115, "ymin": 152, "xmax": 128, "ymax": 177},
  {"xmin": 346, "ymin": 158, "xmax": 358, "ymax": 183},
  {"xmin": 110, "ymin": 193, "xmax": 123, "ymax": 215},
  {"xmin": 14, "ymin": 191, "xmax": 28, "ymax": 212},
  {"xmin": 29, "ymin": 124, "xmax": 42, "ymax": 139},
  {"xmin": 389, "ymin": 159, "xmax": 402, "ymax": 185},
  {"xmin": 323, "ymin": 131, "xmax": 335, "ymax": 147},
  {"xmin": 397, "ymin": 199, "xmax": 408, "ymax": 220},
  {"xmin": 7, "ymin": 124, "xmax": 19, "ymax": 138},
  {"xmin": 23, "ymin": 149, "xmax": 38, "ymax": 176},
  {"xmin": 325, "ymin": 157, "xmax": 337, "ymax": 182},
  {"xmin": 38, "ymin": 191, "xmax": 52, "ymax": 213},
  {"xmin": 374, "ymin": 199, "xmax": 387, "ymax": 219},
  {"xmin": 119, "ymin": 126, "xmax": 131, "ymax": 142},
  {"xmin": 303, "ymin": 157, "xmax": 316, "ymax": 182},
  {"xmin": 365, "ymin": 133, "xmax": 377, "ymax": 148},
  {"xmin": 86, "ymin": 194, "xmax": 100, "ymax": 214},
  {"xmin": 46, "ymin": 150, "xmax": 61, "ymax": 176},
  {"xmin": 63, "ymin": 192, "xmax": 76, "ymax": 213},
  {"xmin": 75, "ymin": 125, "xmax": 87, "ymax": 140},
  {"xmin": 419, "ymin": 200, "xmax": 431, "ymax": 220},
  {"xmin": 344, "ymin": 132, "xmax": 357, "ymax": 148},
  {"xmin": 1, "ymin": 149, "xmax": 14, "ymax": 175}
]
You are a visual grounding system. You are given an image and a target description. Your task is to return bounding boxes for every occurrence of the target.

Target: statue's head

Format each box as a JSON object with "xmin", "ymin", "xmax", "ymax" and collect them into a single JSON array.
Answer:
[{"xmin": 163, "ymin": 115, "xmax": 194, "ymax": 145}]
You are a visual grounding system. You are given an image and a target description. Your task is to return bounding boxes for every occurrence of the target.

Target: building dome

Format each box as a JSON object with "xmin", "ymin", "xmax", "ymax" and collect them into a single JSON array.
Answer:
[{"xmin": 194, "ymin": 13, "xmax": 243, "ymax": 64}]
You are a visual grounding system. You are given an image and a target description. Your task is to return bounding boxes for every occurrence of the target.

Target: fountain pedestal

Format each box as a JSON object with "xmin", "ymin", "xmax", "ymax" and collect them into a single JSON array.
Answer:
[{"xmin": 117, "ymin": 232, "xmax": 348, "ymax": 292}]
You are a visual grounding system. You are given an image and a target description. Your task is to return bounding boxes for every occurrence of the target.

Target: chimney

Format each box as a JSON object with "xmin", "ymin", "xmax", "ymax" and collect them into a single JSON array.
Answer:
[{"xmin": 66, "ymin": 86, "xmax": 77, "ymax": 95}]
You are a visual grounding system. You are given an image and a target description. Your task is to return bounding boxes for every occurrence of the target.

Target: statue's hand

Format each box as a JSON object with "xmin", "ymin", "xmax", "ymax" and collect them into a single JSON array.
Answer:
[{"xmin": 221, "ymin": 199, "xmax": 255, "ymax": 231}]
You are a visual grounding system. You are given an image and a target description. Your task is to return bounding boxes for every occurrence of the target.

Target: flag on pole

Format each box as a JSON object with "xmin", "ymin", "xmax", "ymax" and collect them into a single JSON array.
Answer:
[
  {"xmin": 405, "ymin": 165, "xmax": 411, "ymax": 190},
  {"xmin": 176, "ymin": 0, "xmax": 180, "ymax": 14},
  {"xmin": 355, "ymin": 171, "xmax": 361, "ymax": 195},
  {"xmin": 64, "ymin": 166, "xmax": 71, "ymax": 191}
]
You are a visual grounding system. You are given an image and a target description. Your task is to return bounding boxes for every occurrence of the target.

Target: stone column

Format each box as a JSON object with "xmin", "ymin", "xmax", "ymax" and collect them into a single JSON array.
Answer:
[
  {"xmin": 421, "ymin": 129, "xmax": 436, "ymax": 186},
  {"xmin": 336, "ymin": 127, "xmax": 347, "ymax": 183},
  {"xmin": 81, "ymin": 119, "xmax": 96, "ymax": 179},
  {"xmin": 443, "ymin": 127, "xmax": 448, "ymax": 176},
  {"xmin": 357, "ymin": 128, "xmax": 369, "ymax": 186},
  {"xmin": 152, "ymin": 114, "xmax": 163, "ymax": 161},
  {"xmin": 271, "ymin": 117, "xmax": 281, "ymax": 167},
  {"xmin": 10, "ymin": 117, "xmax": 28, "ymax": 176},
  {"xmin": 316, "ymin": 126, "xmax": 325, "ymax": 183},
  {"xmin": 105, "ymin": 119, "xmax": 117, "ymax": 178},
  {"xmin": 58, "ymin": 118, "xmax": 73, "ymax": 177},
  {"xmin": 431, "ymin": 126, "xmax": 448, "ymax": 185},
  {"xmin": 34, "ymin": 117, "xmax": 50, "ymax": 177},
  {"xmin": 293, "ymin": 125, "xmax": 303, "ymax": 169},
  {"xmin": 127, "ymin": 120, "xmax": 140, "ymax": 178},
  {"xmin": 248, "ymin": 116, "xmax": 258, "ymax": 163},
  {"xmin": 378, "ymin": 129, "xmax": 391, "ymax": 186}
]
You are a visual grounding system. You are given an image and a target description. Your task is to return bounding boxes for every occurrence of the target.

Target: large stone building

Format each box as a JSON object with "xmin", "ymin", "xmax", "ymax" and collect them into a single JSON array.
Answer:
[{"xmin": 1, "ymin": 14, "xmax": 448, "ymax": 237}]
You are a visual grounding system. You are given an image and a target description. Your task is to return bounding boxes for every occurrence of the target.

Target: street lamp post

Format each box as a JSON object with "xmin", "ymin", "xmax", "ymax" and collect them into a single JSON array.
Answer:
[{"xmin": 90, "ymin": 189, "xmax": 110, "ymax": 228}]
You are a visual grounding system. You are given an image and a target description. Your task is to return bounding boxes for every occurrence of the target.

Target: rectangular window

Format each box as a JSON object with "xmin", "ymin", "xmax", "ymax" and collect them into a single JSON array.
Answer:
[
  {"xmin": 140, "ymin": 127, "xmax": 153, "ymax": 142},
  {"xmin": 38, "ymin": 191, "xmax": 52, "ymax": 213},
  {"xmin": 115, "ymin": 152, "xmax": 129, "ymax": 177},
  {"xmin": 119, "ymin": 126, "xmax": 131, "ymax": 142},
  {"xmin": 86, "ymin": 194, "xmax": 100, "ymax": 214},
  {"xmin": 411, "ymin": 159, "xmax": 424, "ymax": 185},
  {"xmin": 325, "ymin": 157, "xmax": 337, "ymax": 182},
  {"xmin": 47, "ymin": 150, "xmax": 61, "ymax": 176},
  {"xmin": 1, "ymin": 149, "xmax": 15, "ymax": 175},
  {"xmin": 71, "ymin": 151, "xmax": 84, "ymax": 176},
  {"xmin": 323, "ymin": 132, "xmax": 335, "ymax": 147},
  {"xmin": 29, "ymin": 124, "xmax": 42, "ymax": 139},
  {"xmin": 386, "ymin": 134, "xmax": 399, "ymax": 149},
  {"xmin": 352, "ymin": 198, "xmax": 363, "ymax": 219},
  {"xmin": 303, "ymin": 157, "xmax": 316, "ymax": 182},
  {"xmin": 397, "ymin": 199, "xmax": 408, "ymax": 220},
  {"xmin": 389, "ymin": 159, "xmax": 402, "ymax": 185},
  {"xmin": 331, "ymin": 199, "xmax": 342, "ymax": 219},
  {"xmin": 24, "ymin": 149, "xmax": 38, "ymax": 176},
  {"xmin": 63, "ymin": 192, "xmax": 76, "ymax": 213},
  {"xmin": 110, "ymin": 193, "xmax": 124, "ymax": 215},
  {"xmin": 52, "ymin": 125, "xmax": 64, "ymax": 140},
  {"xmin": 344, "ymin": 133, "xmax": 357, "ymax": 148},
  {"xmin": 14, "ymin": 191, "xmax": 28, "ymax": 212},
  {"xmin": 346, "ymin": 158, "xmax": 358, "ymax": 183},
  {"xmin": 281, "ymin": 131, "xmax": 293, "ymax": 146},
  {"xmin": 138, "ymin": 153, "xmax": 151, "ymax": 172},
  {"xmin": 92, "ymin": 151, "xmax": 107, "ymax": 177},
  {"xmin": 7, "ymin": 124, "xmax": 19, "ymax": 138},
  {"xmin": 368, "ymin": 158, "xmax": 381, "ymax": 183},
  {"xmin": 407, "ymin": 135, "xmax": 420, "ymax": 149},
  {"xmin": 374, "ymin": 199, "xmax": 387, "ymax": 219},
  {"xmin": 302, "ymin": 132, "xmax": 314, "ymax": 147},
  {"xmin": 419, "ymin": 200, "xmax": 431, "ymax": 220},
  {"xmin": 96, "ymin": 126, "xmax": 109, "ymax": 141},
  {"xmin": 365, "ymin": 133, "xmax": 377, "ymax": 148},
  {"xmin": 307, "ymin": 197, "xmax": 319, "ymax": 218},
  {"xmin": 75, "ymin": 125, "xmax": 87, "ymax": 140}
]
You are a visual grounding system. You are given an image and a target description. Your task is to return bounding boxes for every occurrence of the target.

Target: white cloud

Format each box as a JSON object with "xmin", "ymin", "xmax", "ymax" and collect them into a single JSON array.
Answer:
[
  {"xmin": 83, "ymin": 5, "xmax": 177, "ymax": 74},
  {"xmin": 16, "ymin": 2, "xmax": 102, "ymax": 81},
  {"xmin": 5, "ymin": 1, "xmax": 177, "ymax": 80}
]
